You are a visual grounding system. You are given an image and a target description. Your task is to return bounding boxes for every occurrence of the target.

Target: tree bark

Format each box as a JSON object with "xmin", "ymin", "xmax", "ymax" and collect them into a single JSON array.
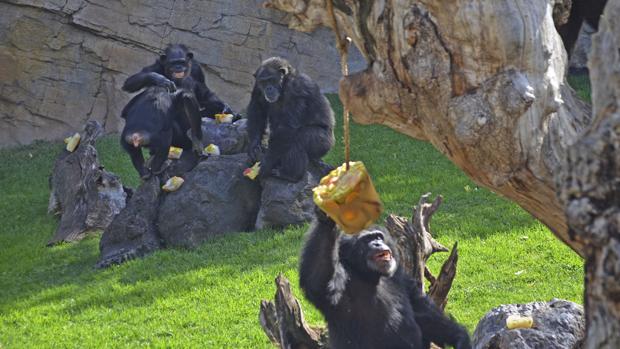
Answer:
[
  {"xmin": 263, "ymin": 0, "xmax": 592, "ymax": 257},
  {"xmin": 556, "ymin": 1, "xmax": 620, "ymax": 347}
]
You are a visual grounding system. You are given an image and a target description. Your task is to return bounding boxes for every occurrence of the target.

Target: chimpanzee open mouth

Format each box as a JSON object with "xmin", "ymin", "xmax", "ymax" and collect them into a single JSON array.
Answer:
[
  {"xmin": 172, "ymin": 71, "xmax": 186, "ymax": 79},
  {"xmin": 374, "ymin": 250, "xmax": 392, "ymax": 262}
]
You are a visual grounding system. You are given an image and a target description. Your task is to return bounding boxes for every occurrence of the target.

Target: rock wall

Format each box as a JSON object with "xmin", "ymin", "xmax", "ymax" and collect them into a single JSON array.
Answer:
[{"xmin": 0, "ymin": 0, "xmax": 365, "ymax": 147}]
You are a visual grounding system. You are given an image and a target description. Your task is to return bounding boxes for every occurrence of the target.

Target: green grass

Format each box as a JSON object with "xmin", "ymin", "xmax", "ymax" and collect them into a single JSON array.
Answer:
[
  {"xmin": 0, "ymin": 95, "xmax": 584, "ymax": 348},
  {"xmin": 567, "ymin": 74, "xmax": 592, "ymax": 103}
]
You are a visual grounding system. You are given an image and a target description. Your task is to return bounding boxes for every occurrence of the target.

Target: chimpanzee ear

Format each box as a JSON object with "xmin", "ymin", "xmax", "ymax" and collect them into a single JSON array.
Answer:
[
  {"xmin": 279, "ymin": 67, "xmax": 288, "ymax": 75},
  {"xmin": 187, "ymin": 52, "xmax": 194, "ymax": 60},
  {"xmin": 159, "ymin": 54, "xmax": 167, "ymax": 63}
]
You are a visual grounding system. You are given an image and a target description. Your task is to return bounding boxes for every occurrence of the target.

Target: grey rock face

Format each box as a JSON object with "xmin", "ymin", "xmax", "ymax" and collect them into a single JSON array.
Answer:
[
  {"xmin": 201, "ymin": 118, "xmax": 249, "ymax": 155},
  {"xmin": 255, "ymin": 161, "xmax": 331, "ymax": 230},
  {"xmin": 97, "ymin": 177, "xmax": 162, "ymax": 268},
  {"xmin": 0, "ymin": 1, "xmax": 365, "ymax": 148},
  {"xmin": 157, "ymin": 153, "xmax": 261, "ymax": 248},
  {"xmin": 473, "ymin": 299, "xmax": 585, "ymax": 349}
]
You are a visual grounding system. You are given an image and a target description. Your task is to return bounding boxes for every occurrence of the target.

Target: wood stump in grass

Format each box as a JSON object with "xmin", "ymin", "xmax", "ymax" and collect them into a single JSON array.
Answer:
[
  {"xmin": 47, "ymin": 120, "xmax": 127, "ymax": 245},
  {"xmin": 259, "ymin": 193, "xmax": 459, "ymax": 348}
]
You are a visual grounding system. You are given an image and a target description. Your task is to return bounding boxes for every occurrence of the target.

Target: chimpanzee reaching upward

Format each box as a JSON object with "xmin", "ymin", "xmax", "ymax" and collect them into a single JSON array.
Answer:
[
  {"xmin": 120, "ymin": 77, "xmax": 202, "ymax": 179},
  {"xmin": 123, "ymin": 44, "xmax": 233, "ymax": 119},
  {"xmin": 246, "ymin": 57, "xmax": 335, "ymax": 182},
  {"xmin": 299, "ymin": 209, "xmax": 471, "ymax": 349}
]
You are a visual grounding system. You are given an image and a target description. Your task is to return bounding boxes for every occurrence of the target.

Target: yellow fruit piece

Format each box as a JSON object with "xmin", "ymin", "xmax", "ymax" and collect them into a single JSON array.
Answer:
[
  {"xmin": 243, "ymin": 162, "xmax": 261, "ymax": 180},
  {"xmin": 214, "ymin": 113, "xmax": 234, "ymax": 123},
  {"xmin": 312, "ymin": 161, "xmax": 383, "ymax": 234},
  {"xmin": 506, "ymin": 315, "xmax": 533, "ymax": 329},
  {"xmin": 65, "ymin": 133, "xmax": 81, "ymax": 152},
  {"xmin": 162, "ymin": 176, "xmax": 184, "ymax": 192},
  {"xmin": 168, "ymin": 146, "xmax": 183, "ymax": 160},
  {"xmin": 204, "ymin": 144, "xmax": 220, "ymax": 156}
]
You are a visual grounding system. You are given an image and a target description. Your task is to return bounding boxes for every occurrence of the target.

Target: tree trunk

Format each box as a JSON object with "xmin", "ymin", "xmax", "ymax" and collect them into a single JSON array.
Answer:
[
  {"xmin": 263, "ymin": 0, "xmax": 592, "ymax": 257},
  {"xmin": 556, "ymin": 1, "xmax": 620, "ymax": 347}
]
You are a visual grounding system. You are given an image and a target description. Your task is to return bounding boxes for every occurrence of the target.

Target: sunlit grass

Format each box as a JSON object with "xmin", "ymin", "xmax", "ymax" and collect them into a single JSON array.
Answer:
[{"xmin": 0, "ymin": 94, "xmax": 585, "ymax": 348}]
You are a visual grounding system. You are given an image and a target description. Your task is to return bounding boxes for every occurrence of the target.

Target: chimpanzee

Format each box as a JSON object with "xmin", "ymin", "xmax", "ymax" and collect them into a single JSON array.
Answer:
[
  {"xmin": 246, "ymin": 57, "xmax": 335, "ymax": 182},
  {"xmin": 120, "ymin": 77, "xmax": 202, "ymax": 179},
  {"xmin": 556, "ymin": 0, "xmax": 607, "ymax": 58},
  {"xmin": 299, "ymin": 209, "xmax": 472, "ymax": 349},
  {"xmin": 123, "ymin": 44, "xmax": 234, "ymax": 119}
]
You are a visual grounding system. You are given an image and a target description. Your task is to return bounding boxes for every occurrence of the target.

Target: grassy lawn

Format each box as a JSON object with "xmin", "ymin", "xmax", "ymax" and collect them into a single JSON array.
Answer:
[{"xmin": 0, "ymin": 94, "xmax": 584, "ymax": 348}]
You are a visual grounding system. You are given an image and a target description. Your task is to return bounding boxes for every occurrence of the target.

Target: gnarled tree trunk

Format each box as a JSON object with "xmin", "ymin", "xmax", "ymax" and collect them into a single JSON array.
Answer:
[
  {"xmin": 556, "ymin": 1, "xmax": 620, "ymax": 347},
  {"xmin": 264, "ymin": 0, "xmax": 591, "ymax": 257}
]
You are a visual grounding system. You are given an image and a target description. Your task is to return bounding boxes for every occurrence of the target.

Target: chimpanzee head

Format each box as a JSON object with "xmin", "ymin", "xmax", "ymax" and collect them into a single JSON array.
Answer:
[
  {"xmin": 160, "ymin": 44, "xmax": 194, "ymax": 83},
  {"xmin": 253, "ymin": 57, "xmax": 295, "ymax": 103},
  {"xmin": 338, "ymin": 228, "xmax": 398, "ymax": 280}
]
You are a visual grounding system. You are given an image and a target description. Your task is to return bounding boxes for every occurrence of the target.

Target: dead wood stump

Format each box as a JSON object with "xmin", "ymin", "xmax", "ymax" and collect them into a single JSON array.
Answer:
[
  {"xmin": 47, "ymin": 120, "xmax": 127, "ymax": 245},
  {"xmin": 259, "ymin": 193, "xmax": 460, "ymax": 347}
]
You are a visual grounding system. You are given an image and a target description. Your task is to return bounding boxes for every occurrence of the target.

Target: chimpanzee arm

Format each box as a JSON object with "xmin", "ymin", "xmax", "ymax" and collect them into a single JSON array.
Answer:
[
  {"xmin": 246, "ymin": 87, "xmax": 268, "ymax": 162},
  {"xmin": 299, "ymin": 209, "xmax": 341, "ymax": 314},
  {"xmin": 122, "ymin": 62, "xmax": 175, "ymax": 93},
  {"xmin": 194, "ymin": 82, "xmax": 228, "ymax": 118},
  {"xmin": 408, "ymin": 285, "xmax": 471, "ymax": 349}
]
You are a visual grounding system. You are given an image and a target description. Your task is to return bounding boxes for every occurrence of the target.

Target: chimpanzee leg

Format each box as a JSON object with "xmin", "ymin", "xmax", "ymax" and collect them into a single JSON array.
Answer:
[
  {"xmin": 274, "ymin": 143, "xmax": 308, "ymax": 182},
  {"xmin": 149, "ymin": 129, "xmax": 173, "ymax": 175},
  {"xmin": 179, "ymin": 91, "xmax": 204, "ymax": 154},
  {"xmin": 121, "ymin": 139, "xmax": 149, "ymax": 179}
]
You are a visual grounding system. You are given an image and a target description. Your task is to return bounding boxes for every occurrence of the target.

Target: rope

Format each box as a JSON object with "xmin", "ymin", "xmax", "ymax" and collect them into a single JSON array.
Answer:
[{"xmin": 326, "ymin": 0, "xmax": 351, "ymax": 170}]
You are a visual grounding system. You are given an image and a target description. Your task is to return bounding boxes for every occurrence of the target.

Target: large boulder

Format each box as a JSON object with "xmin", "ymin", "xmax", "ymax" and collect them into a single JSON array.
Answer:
[
  {"xmin": 200, "ymin": 118, "xmax": 248, "ymax": 155},
  {"xmin": 157, "ymin": 153, "xmax": 261, "ymax": 248},
  {"xmin": 97, "ymin": 177, "xmax": 162, "ymax": 268},
  {"xmin": 255, "ymin": 161, "xmax": 332, "ymax": 230},
  {"xmin": 472, "ymin": 299, "xmax": 585, "ymax": 349}
]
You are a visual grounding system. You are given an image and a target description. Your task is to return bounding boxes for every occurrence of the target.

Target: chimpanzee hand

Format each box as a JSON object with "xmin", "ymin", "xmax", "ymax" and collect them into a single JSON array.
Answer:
[
  {"xmin": 149, "ymin": 73, "xmax": 176, "ymax": 92},
  {"xmin": 248, "ymin": 140, "xmax": 262, "ymax": 163},
  {"xmin": 455, "ymin": 335, "xmax": 472, "ymax": 349}
]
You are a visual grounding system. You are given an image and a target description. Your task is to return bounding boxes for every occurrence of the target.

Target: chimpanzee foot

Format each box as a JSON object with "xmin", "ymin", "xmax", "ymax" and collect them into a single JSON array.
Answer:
[{"xmin": 271, "ymin": 168, "xmax": 303, "ymax": 182}]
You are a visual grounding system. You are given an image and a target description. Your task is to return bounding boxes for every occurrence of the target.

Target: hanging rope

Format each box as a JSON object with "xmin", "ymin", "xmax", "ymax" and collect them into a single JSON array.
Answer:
[{"xmin": 326, "ymin": 0, "xmax": 351, "ymax": 170}]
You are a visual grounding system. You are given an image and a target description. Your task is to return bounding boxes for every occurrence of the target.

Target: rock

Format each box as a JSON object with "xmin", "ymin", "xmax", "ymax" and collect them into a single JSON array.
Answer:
[
  {"xmin": 472, "ymin": 299, "xmax": 585, "ymax": 349},
  {"xmin": 200, "ymin": 118, "xmax": 248, "ymax": 155},
  {"xmin": 0, "ymin": 1, "xmax": 365, "ymax": 148},
  {"xmin": 47, "ymin": 120, "xmax": 127, "ymax": 245},
  {"xmin": 97, "ymin": 177, "xmax": 162, "ymax": 268},
  {"xmin": 157, "ymin": 153, "xmax": 261, "ymax": 248},
  {"xmin": 569, "ymin": 22, "xmax": 595, "ymax": 73},
  {"xmin": 255, "ymin": 161, "xmax": 332, "ymax": 230}
]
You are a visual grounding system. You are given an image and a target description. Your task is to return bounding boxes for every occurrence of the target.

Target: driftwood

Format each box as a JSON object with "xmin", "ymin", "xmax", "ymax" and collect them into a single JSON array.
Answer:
[
  {"xmin": 47, "ymin": 120, "xmax": 127, "ymax": 245},
  {"xmin": 259, "ymin": 193, "xmax": 460, "ymax": 347}
]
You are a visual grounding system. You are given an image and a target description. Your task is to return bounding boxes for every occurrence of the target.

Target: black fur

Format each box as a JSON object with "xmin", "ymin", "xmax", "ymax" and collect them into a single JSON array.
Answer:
[
  {"xmin": 122, "ymin": 44, "xmax": 232, "ymax": 118},
  {"xmin": 299, "ymin": 211, "xmax": 471, "ymax": 349},
  {"xmin": 556, "ymin": 0, "xmax": 607, "ymax": 59},
  {"xmin": 120, "ymin": 77, "xmax": 202, "ymax": 179},
  {"xmin": 246, "ymin": 57, "xmax": 335, "ymax": 182}
]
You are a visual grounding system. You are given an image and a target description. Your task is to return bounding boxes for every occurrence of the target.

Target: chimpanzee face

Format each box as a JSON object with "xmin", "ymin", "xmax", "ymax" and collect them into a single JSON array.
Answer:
[
  {"xmin": 161, "ymin": 45, "xmax": 193, "ymax": 82},
  {"xmin": 254, "ymin": 65, "xmax": 287, "ymax": 103},
  {"xmin": 340, "ymin": 229, "xmax": 397, "ymax": 278}
]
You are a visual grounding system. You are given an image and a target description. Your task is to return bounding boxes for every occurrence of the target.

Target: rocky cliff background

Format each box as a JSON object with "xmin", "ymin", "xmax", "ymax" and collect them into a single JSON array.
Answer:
[{"xmin": 0, "ymin": 0, "xmax": 365, "ymax": 147}]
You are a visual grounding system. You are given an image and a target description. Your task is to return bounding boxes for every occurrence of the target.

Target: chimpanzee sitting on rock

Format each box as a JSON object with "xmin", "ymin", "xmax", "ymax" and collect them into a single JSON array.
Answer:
[
  {"xmin": 247, "ymin": 57, "xmax": 335, "ymax": 182},
  {"xmin": 120, "ymin": 76, "xmax": 203, "ymax": 179},
  {"xmin": 300, "ymin": 208, "xmax": 472, "ymax": 349}
]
